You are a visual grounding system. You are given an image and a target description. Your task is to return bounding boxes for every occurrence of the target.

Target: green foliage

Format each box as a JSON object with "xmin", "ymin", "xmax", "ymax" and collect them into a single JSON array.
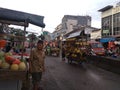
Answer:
[
  {"xmin": 38, "ymin": 34, "xmax": 45, "ymax": 40},
  {"xmin": 43, "ymin": 31, "xmax": 48, "ymax": 35},
  {"xmin": 27, "ymin": 33, "xmax": 38, "ymax": 42}
]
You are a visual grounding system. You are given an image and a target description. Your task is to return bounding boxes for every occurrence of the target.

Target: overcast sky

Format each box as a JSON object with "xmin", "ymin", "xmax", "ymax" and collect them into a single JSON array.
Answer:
[{"xmin": 0, "ymin": 0, "xmax": 118, "ymax": 34}]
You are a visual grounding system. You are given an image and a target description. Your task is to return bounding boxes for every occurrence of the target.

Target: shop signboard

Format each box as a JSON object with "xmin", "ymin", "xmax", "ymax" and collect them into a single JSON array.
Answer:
[{"xmin": 103, "ymin": 29, "xmax": 109, "ymax": 34}]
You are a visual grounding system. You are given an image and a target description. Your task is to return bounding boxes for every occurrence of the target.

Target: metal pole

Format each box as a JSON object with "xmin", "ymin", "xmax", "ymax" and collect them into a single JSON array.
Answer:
[
  {"xmin": 21, "ymin": 25, "xmax": 27, "ymax": 60},
  {"xmin": 41, "ymin": 28, "xmax": 43, "ymax": 33},
  {"xmin": 111, "ymin": 9, "xmax": 113, "ymax": 36},
  {"xmin": 30, "ymin": 33, "xmax": 34, "ymax": 54},
  {"xmin": 60, "ymin": 34, "xmax": 63, "ymax": 60},
  {"xmin": 60, "ymin": 38, "xmax": 62, "ymax": 60}
]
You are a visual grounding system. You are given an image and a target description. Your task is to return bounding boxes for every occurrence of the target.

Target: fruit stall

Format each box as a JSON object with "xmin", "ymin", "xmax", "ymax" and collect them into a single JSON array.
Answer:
[
  {"xmin": 51, "ymin": 47, "xmax": 60, "ymax": 56},
  {"xmin": 64, "ymin": 29, "xmax": 89, "ymax": 64},
  {"xmin": 0, "ymin": 7, "xmax": 45, "ymax": 90},
  {"xmin": 0, "ymin": 43, "xmax": 28, "ymax": 90},
  {"xmin": 65, "ymin": 39, "xmax": 88, "ymax": 64}
]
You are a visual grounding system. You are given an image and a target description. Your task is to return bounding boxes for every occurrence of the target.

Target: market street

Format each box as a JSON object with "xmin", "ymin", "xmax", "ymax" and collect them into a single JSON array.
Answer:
[{"xmin": 40, "ymin": 56, "xmax": 120, "ymax": 90}]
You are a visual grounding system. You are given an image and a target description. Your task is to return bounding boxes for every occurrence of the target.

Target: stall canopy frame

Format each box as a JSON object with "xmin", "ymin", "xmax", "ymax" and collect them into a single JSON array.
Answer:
[{"xmin": 0, "ymin": 7, "xmax": 46, "ymax": 59}]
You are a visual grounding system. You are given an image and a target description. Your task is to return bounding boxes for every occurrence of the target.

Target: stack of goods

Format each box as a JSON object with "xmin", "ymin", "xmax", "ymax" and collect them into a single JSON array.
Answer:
[{"xmin": 0, "ymin": 51, "xmax": 27, "ymax": 71}]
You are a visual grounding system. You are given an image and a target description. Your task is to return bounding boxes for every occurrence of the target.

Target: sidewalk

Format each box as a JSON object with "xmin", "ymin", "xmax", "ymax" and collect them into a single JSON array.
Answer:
[{"xmin": 104, "ymin": 55, "xmax": 120, "ymax": 61}]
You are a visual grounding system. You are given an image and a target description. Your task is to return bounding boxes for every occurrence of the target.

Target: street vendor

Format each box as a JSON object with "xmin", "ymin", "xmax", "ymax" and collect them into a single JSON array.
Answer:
[
  {"xmin": 46, "ymin": 44, "xmax": 51, "ymax": 55},
  {"xmin": 62, "ymin": 44, "xmax": 66, "ymax": 61},
  {"xmin": 29, "ymin": 40, "xmax": 45, "ymax": 90},
  {"xmin": 5, "ymin": 42, "xmax": 12, "ymax": 53}
]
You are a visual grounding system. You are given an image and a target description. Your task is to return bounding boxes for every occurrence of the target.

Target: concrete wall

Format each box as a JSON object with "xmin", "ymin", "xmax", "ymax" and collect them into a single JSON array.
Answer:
[
  {"xmin": 102, "ymin": 5, "xmax": 120, "ymax": 18},
  {"xmin": 66, "ymin": 19, "xmax": 77, "ymax": 33},
  {"xmin": 91, "ymin": 30, "xmax": 101, "ymax": 40}
]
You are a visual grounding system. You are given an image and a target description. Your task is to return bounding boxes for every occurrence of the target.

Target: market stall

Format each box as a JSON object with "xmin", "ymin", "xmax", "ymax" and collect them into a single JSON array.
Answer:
[
  {"xmin": 0, "ymin": 70, "xmax": 26, "ymax": 90},
  {"xmin": 65, "ymin": 38, "xmax": 88, "ymax": 64},
  {"xmin": 0, "ymin": 7, "xmax": 45, "ymax": 90},
  {"xmin": 51, "ymin": 47, "xmax": 60, "ymax": 56},
  {"xmin": 64, "ymin": 29, "xmax": 88, "ymax": 64},
  {"xmin": 0, "ymin": 50, "xmax": 28, "ymax": 90}
]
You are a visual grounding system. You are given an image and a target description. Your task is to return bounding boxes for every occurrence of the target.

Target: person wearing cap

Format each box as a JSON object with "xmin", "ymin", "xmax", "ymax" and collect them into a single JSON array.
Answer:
[{"xmin": 29, "ymin": 40, "xmax": 45, "ymax": 90}]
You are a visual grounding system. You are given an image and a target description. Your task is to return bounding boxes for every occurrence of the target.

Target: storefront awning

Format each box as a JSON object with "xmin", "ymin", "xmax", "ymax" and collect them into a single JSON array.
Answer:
[
  {"xmin": 100, "ymin": 37, "xmax": 115, "ymax": 43},
  {"xmin": 0, "ymin": 8, "xmax": 45, "ymax": 28},
  {"xmin": 67, "ymin": 30, "xmax": 82, "ymax": 39}
]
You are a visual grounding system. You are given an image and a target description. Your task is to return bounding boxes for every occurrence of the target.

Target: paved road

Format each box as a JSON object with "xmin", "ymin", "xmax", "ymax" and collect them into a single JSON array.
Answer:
[{"xmin": 41, "ymin": 56, "xmax": 120, "ymax": 90}]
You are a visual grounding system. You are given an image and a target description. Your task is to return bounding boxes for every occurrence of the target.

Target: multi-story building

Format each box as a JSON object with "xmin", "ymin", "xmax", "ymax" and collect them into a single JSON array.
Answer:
[
  {"xmin": 62, "ymin": 15, "xmax": 91, "ymax": 33},
  {"xmin": 52, "ymin": 24, "xmax": 63, "ymax": 40},
  {"xmin": 99, "ymin": 2, "xmax": 120, "ymax": 38},
  {"xmin": 53, "ymin": 15, "xmax": 92, "ymax": 40}
]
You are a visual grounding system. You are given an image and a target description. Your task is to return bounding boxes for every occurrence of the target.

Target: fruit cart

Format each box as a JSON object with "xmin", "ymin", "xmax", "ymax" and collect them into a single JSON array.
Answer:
[
  {"xmin": 0, "ymin": 70, "xmax": 27, "ymax": 90},
  {"xmin": 65, "ymin": 37, "xmax": 88, "ymax": 64},
  {"xmin": 0, "ymin": 49, "xmax": 29, "ymax": 90},
  {"xmin": 51, "ymin": 47, "xmax": 60, "ymax": 56},
  {"xmin": 0, "ymin": 7, "xmax": 45, "ymax": 90}
]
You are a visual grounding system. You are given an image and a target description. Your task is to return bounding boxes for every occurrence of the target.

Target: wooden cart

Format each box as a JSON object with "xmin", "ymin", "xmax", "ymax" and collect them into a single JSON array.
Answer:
[
  {"xmin": 0, "ymin": 7, "xmax": 45, "ymax": 90},
  {"xmin": 65, "ymin": 38, "xmax": 88, "ymax": 64},
  {"xmin": 0, "ymin": 69, "xmax": 30, "ymax": 90}
]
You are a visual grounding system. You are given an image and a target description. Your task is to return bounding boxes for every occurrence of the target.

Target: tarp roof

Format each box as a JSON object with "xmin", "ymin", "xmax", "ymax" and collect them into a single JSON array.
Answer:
[
  {"xmin": 0, "ymin": 8, "xmax": 45, "ymax": 28},
  {"xmin": 100, "ymin": 37, "xmax": 115, "ymax": 43},
  {"xmin": 67, "ymin": 30, "xmax": 83, "ymax": 39}
]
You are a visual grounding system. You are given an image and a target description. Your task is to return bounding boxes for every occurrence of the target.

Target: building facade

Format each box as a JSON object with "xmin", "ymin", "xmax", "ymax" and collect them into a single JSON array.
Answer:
[
  {"xmin": 62, "ymin": 15, "xmax": 91, "ymax": 33},
  {"xmin": 53, "ymin": 15, "xmax": 92, "ymax": 40},
  {"xmin": 99, "ymin": 3, "xmax": 120, "ymax": 38}
]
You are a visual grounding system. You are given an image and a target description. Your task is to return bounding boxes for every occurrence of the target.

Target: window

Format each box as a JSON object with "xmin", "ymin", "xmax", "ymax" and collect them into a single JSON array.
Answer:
[
  {"xmin": 113, "ymin": 12, "xmax": 120, "ymax": 35},
  {"xmin": 102, "ymin": 16, "xmax": 112, "ymax": 37},
  {"xmin": 91, "ymin": 43, "xmax": 103, "ymax": 48}
]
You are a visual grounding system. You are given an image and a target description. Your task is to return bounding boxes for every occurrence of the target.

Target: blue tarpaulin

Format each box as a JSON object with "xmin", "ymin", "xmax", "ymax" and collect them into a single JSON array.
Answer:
[{"xmin": 100, "ymin": 37, "xmax": 115, "ymax": 43}]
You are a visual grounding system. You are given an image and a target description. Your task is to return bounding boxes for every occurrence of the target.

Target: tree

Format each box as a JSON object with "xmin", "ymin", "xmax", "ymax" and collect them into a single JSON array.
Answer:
[
  {"xmin": 38, "ymin": 34, "xmax": 45, "ymax": 40},
  {"xmin": 27, "ymin": 33, "xmax": 38, "ymax": 42},
  {"xmin": 8, "ymin": 28, "xmax": 28, "ymax": 42},
  {"xmin": 0, "ymin": 24, "xmax": 10, "ymax": 34}
]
